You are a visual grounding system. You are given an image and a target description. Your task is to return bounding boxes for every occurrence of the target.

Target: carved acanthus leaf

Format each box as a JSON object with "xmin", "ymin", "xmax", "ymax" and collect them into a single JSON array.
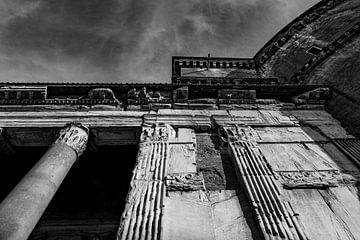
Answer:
[{"xmin": 54, "ymin": 124, "xmax": 89, "ymax": 156}]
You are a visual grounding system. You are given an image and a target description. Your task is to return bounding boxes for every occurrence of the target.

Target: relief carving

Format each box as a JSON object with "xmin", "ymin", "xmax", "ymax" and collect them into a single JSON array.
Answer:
[
  {"xmin": 165, "ymin": 173, "xmax": 206, "ymax": 191},
  {"xmin": 277, "ymin": 171, "xmax": 342, "ymax": 189},
  {"xmin": 219, "ymin": 125, "xmax": 260, "ymax": 144},
  {"xmin": 82, "ymin": 88, "xmax": 122, "ymax": 105},
  {"xmin": 140, "ymin": 124, "xmax": 176, "ymax": 142},
  {"xmin": 127, "ymin": 87, "xmax": 170, "ymax": 105},
  {"xmin": 0, "ymin": 86, "xmax": 47, "ymax": 103}
]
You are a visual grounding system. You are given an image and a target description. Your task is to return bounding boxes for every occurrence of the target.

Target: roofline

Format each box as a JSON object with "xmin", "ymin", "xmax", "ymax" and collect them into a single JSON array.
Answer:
[{"xmin": 253, "ymin": 0, "xmax": 346, "ymax": 63}]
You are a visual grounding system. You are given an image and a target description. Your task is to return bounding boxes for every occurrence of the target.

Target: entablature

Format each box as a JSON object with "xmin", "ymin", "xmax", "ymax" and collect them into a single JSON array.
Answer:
[
  {"xmin": 0, "ymin": 107, "xmax": 354, "ymax": 148},
  {"xmin": 0, "ymin": 83, "xmax": 329, "ymax": 111}
]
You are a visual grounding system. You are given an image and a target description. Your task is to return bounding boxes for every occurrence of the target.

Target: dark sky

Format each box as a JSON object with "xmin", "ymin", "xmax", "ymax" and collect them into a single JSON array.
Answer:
[{"xmin": 0, "ymin": 0, "xmax": 318, "ymax": 83}]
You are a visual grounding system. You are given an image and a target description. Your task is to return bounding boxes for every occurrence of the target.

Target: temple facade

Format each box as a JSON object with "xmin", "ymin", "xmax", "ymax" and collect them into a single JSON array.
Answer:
[
  {"xmin": 0, "ymin": 54, "xmax": 358, "ymax": 240},
  {"xmin": 1, "ymin": 0, "xmax": 360, "ymax": 239}
]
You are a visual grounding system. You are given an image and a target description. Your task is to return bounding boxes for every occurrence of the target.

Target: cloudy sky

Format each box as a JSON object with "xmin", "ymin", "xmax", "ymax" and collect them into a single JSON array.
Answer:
[{"xmin": 0, "ymin": 0, "xmax": 318, "ymax": 83}]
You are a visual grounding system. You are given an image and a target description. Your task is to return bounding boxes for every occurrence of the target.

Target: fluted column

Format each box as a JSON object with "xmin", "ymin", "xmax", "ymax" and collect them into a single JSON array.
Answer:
[{"xmin": 0, "ymin": 124, "xmax": 89, "ymax": 240}]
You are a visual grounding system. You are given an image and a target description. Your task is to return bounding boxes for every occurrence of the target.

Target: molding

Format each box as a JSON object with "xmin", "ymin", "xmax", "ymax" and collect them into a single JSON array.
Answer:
[
  {"xmin": 172, "ymin": 56, "xmax": 256, "ymax": 79},
  {"xmin": 0, "ymin": 86, "xmax": 123, "ymax": 106}
]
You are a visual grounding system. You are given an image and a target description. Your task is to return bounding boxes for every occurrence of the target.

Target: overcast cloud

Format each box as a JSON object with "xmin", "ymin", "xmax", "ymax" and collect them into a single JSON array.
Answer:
[{"xmin": 0, "ymin": 0, "xmax": 318, "ymax": 83}]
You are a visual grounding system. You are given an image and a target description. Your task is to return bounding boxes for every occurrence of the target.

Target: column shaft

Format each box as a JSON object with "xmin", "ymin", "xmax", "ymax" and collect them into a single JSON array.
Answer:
[{"xmin": 0, "ymin": 124, "xmax": 88, "ymax": 240}]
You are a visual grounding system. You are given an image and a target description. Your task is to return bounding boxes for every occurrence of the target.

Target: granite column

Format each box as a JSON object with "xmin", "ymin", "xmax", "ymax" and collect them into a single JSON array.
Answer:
[{"xmin": 0, "ymin": 124, "xmax": 89, "ymax": 240}]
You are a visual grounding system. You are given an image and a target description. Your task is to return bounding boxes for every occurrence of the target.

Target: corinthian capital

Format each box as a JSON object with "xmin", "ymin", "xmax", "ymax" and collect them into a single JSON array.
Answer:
[{"xmin": 54, "ymin": 123, "xmax": 89, "ymax": 156}]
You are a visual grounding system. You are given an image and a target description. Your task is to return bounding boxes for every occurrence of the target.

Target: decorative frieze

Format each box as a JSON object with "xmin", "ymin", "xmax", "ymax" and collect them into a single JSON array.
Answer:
[
  {"xmin": 127, "ymin": 87, "xmax": 171, "ymax": 105},
  {"xmin": 165, "ymin": 173, "xmax": 206, "ymax": 191},
  {"xmin": 140, "ymin": 124, "xmax": 176, "ymax": 142},
  {"xmin": 0, "ymin": 86, "xmax": 123, "ymax": 106},
  {"xmin": 219, "ymin": 125, "xmax": 260, "ymax": 143},
  {"xmin": 0, "ymin": 86, "xmax": 47, "ymax": 105},
  {"xmin": 276, "ymin": 170, "xmax": 342, "ymax": 189}
]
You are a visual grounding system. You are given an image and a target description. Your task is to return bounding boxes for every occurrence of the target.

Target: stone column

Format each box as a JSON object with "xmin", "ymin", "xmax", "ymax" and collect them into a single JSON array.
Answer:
[{"xmin": 0, "ymin": 124, "xmax": 89, "ymax": 240}]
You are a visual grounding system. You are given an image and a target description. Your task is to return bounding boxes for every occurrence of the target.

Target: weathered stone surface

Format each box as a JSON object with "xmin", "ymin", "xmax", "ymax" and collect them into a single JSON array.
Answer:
[
  {"xmin": 224, "ymin": 125, "xmax": 310, "ymax": 240},
  {"xmin": 167, "ymin": 144, "xmax": 197, "ymax": 174},
  {"xmin": 141, "ymin": 124, "xmax": 176, "ymax": 142},
  {"xmin": 165, "ymin": 173, "xmax": 205, "ymax": 191},
  {"xmin": 117, "ymin": 125, "xmax": 173, "ymax": 240},
  {"xmin": 219, "ymin": 125, "xmax": 260, "ymax": 143},
  {"xmin": 196, "ymin": 133, "xmax": 239, "ymax": 190},
  {"xmin": 87, "ymin": 88, "xmax": 121, "ymax": 104},
  {"xmin": 283, "ymin": 187, "xmax": 360, "ymax": 240},
  {"xmin": 0, "ymin": 86, "xmax": 47, "ymax": 101},
  {"xmin": 117, "ymin": 180, "xmax": 165, "ymax": 240},
  {"xmin": 259, "ymin": 143, "xmax": 339, "ymax": 172},
  {"xmin": 162, "ymin": 190, "xmax": 260, "ymax": 240},
  {"xmin": 118, "ymin": 125, "xmax": 199, "ymax": 240},
  {"xmin": 214, "ymin": 110, "xmax": 298, "ymax": 127},
  {"xmin": 255, "ymin": 126, "xmax": 327, "ymax": 142},
  {"xmin": 277, "ymin": 170, "xmax": 342, "ymax": 189},
  {"xmin": 127, "ymin": 87, "xmax": 171, "ymax": 105}
]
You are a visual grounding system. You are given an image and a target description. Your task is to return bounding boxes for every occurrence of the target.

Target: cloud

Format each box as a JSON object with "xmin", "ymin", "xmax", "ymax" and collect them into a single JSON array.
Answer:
[{"xmin": 0, "ymin": 0, "xmax": 318, "ymax": 83}]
